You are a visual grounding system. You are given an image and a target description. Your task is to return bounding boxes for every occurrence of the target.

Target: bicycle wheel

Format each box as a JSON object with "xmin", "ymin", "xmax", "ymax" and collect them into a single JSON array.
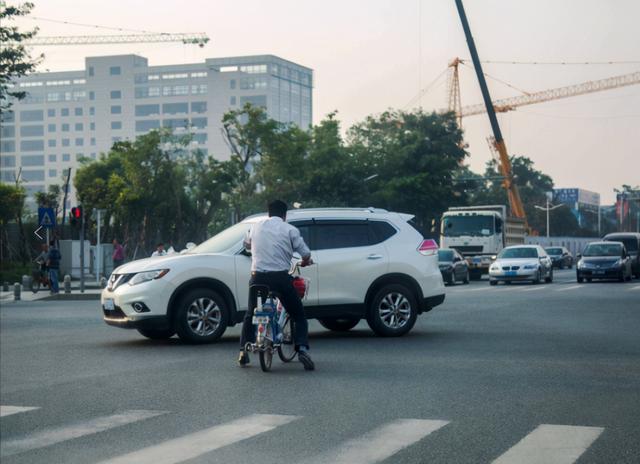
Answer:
[
  {"xmin": 277, "ymin": 314, "xmax": 297, "ymax": 362},
  {"xmin": 259, "ymin": 340, "xmax": 273, "ymax": 372}
]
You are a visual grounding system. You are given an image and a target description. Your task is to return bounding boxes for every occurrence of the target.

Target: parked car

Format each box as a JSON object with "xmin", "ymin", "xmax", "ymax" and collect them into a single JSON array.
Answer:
[
  {"xmin": 488, "ymin": 245, "xmax": 553, "ymax": 285},
  {"xmin": 101, "ymin": 208, "xmax": 446, "ymax": 343},
  {"xmin": 603, "ymin": 232, "xmax": 640, "ymax": 279},
  {"xmin": 545, "ymin": 246, "xmax": 574, "ymax": 269},
  {"xmin": 576, "ymin": 241, "xmax": 633, "ymax": 283},
  {"xmin": 438, "ymin": 248, "xmax": 470, "ymax": 285}
]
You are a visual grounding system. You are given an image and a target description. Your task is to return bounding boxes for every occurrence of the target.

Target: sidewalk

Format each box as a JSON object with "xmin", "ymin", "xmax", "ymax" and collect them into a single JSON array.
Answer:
[{"xmin": 0, "ymin": 286, "xmax": 102, "ymax": 302}]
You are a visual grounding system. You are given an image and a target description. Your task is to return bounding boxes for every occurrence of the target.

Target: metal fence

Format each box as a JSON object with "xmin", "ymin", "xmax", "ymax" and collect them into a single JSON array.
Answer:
[{"xmin": 525, "ymin": 236, "xmax": 600, "ymax": 257}]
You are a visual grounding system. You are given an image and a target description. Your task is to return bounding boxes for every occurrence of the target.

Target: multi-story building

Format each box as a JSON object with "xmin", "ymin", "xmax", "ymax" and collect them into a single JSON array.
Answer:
[{"xmin": 0, "ymin": 54, "xmax": 313, "ymax": 208}]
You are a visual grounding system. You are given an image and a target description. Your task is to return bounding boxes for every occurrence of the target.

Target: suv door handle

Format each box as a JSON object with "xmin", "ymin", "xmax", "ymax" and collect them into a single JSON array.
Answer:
[{"xmin": 367, "ymin": 254, "xmax": 383, "ymax": 260}]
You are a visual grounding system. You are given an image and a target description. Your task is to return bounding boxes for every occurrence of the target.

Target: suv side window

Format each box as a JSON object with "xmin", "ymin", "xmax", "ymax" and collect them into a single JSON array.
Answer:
[
  {"xmin": 290, "ymin": 221, "xmax": 314, "ymax": 250},
  {"xmin": 369, "ymin": 220, "xmax": 397, "ymax": 244},
  {"xmin": 313, "ymin": 221, "xmax": 371, "ymax": 250}
]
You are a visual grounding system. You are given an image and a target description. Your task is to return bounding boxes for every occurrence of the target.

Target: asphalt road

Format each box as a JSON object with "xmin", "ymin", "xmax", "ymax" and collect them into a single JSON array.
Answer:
[{"xmin": 1, "ymin": 269, "xmax": 639, "ymax": 464}]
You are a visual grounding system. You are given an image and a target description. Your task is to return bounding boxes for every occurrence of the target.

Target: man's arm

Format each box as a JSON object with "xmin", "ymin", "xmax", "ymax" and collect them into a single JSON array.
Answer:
[
  {"xmin": 243, "ymin": 227, "xmax": 252, "ymax": 252},
  {"xmin": 289, "ymin": 228, "xmax": 312, "ymax": 265}
]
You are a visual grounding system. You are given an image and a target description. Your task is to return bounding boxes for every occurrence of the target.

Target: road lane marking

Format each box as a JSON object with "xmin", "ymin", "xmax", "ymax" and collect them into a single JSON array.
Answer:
[
  {"xmin": 97, "ymin": 414, "xmax": 299, "ymax": 464},
  {"xmin": 492, "ymin": 424, "xmax": 604, "ymax": 464},
  {"xmin": 0, "ymin": 406, "xmax": 40, "ymax": 418},
  {"xmin": 628, "ymin": 285, "xmax": 640, "ymax": 291},
  {"xmin": 557, "ymin": 285, "xmax": 582, "ymax": 292},
  {"xmin": 305, "ymin": 419, "xmax": 449, "ymax": 464},
  {"xmin": 464, "ymin": 287, "xmax": 493, "ymax": 292},
  {"xmin": 0, "ymin": 410, "xmax": 166, "ymax": 458},
  {"xmin": 520, "ymin": 286, "xmax": 547, "ymax": 292}
]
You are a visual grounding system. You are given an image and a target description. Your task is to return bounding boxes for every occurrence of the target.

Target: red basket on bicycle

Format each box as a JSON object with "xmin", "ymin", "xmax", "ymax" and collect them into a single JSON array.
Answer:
[{"xmin": 292, "ymin": 276, "xmax": 308, "ymax": 299}]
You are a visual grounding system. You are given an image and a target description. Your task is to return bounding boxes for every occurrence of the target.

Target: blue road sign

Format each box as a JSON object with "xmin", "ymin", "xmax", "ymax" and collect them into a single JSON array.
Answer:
[{"xmin": 38, "ymin": 207, "xmax": 56, "ymax": 228}]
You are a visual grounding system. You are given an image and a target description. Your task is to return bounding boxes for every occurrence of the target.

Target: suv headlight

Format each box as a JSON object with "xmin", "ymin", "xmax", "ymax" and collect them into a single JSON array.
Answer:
[{"xmin": 128, "ymin": 269, "xmax": 170, "ymax": 286}]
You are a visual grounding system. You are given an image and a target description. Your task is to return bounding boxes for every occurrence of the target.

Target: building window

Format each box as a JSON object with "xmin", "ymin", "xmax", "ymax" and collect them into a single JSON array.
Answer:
[
  {"xmin": 62, "ymin": 123, "xmax": 70, "ymax": 132},
  {"xmin": 90, "ymin": 107, "xmax": 95, "ymax": 116},
  {"xmin": 47, "ymin": 109, "xmax": 56, "ymax": 117},
  {"xmin": 20, "ymin": 140, "xmax": 45, "ymax": 151},
  {"xmin": 48, "ymin": 140, "xmax": 56, "ymax": 147},
  {"xmin": 110, "ymin": 66, "xmax": 121, "ymax": 76},
  {"xmin": 62, "ymin": 139, "xmax": 70, "ymax": 147},
  {"xmin": 75, "ymin": 138, "xmax": 84, "ymax": 146},
  {"xmin": 135, "ymin": 104, "xmax": 160, "ymax": 117},
  {"xmin": 1, "ymin": 125, "xmax": 15, "ymax": 138},
  {"xmin": 20, "ymin": 125, "xmax": 44, "ymax": 137},
  {"xmin": 191, "ymin": 101, "xmax": 207, "ymax": 113},
  {"xmin": 76, "ymin": 153, "xmax": 85, "ymax": 161},
  {"xmin": 90, "ymin": 137, "xmax": 96, "ymax": 146},
  {"xmin": 0, "ymin": 155, "xmax": 16, "ymax": 167},
  {"xmin": 162, "ymin": 118, "xmax": 188, "ymax": 130},
  {"xmin": 191, "ymin": 117, "xmax": 207, "ymax": 129},
  {"xmin": 191, "ymin": 84, "xmax": 207, "ymax": 95},
  {"xmin": 111, "ymin": 105, "xmax": 122, "ymax": 114},
  {"xmin": 192, "ymin": 133, "xmax": 207, "ymax": 144},
  {"xmin": 230, "ymin": 79, "xmax": 236, "ymax": 89},
  {"xmin": 162, "ymin": 102, "xmax": 188, "ymax": 115},
  {"xmin": 20, "ymin": 155, "xmax": 45, "ymax": 166},
  {"xmin": 75, "ymin": 123, "xmax": 84, "ymax": 131},
  {"xmin": 21, "ymin": 170, "xmax": 45, "ymax": 182},
  {"xmin": 230, "ymin": 96, "xmax": 236, "ymax": 105},
  {"xmin": 61, "ymin": 108, "xmax": 69, "ymax": 117},
  {"xmin": 47, "ymin": 124, "xmax": 56, "ymax": 132},
  {"xmin": 48, "ymin": 154, "xmax": 57, "ymax": 162},
  {"xmin": 88, "ymin": 67, "xmax": 94, "ymax": 77},
  {"xmin": 89, "ymin": 91, "xmax": 95, "ymax": 100},
  {"xmin": 110, "ymin": 90, "xmax": 122, "ymax": 99},
  {"xmin": 90, "ymin": 122, "xmax": 95, "ymax": 130},
  {"xmin": 111, "ymin": 121, "xmax": 122, "ymax": 130},
  {"xmin": 135, "ymin": 120, "xmax": 160, "ymax": 132},
  {"xmin": 240, "ymin": 95, "xmax": 267, "ymax": 108},
  {"xmin": 1, "ymin": 140, "xmax": 16, "ymax": 152},
  {"xmin": 19, "ymin": 110, "xmax": 44, "ymax": 122},
  {"xmin": 75, "ymin": 107, "xmax": 83, "ymax": 116},
  {"xmin": 49, "ymin": 169, "xmax": 57, "ymax": 178},
  {"xmin": 62, "ymin": 153, "xmax": 70, "ymax": 161}
]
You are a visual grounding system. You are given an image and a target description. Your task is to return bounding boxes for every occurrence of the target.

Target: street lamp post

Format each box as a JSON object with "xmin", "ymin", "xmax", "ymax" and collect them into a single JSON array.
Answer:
[{"xmin": 534, "ymin": 197, "xmax": 564, "ymax": 238}]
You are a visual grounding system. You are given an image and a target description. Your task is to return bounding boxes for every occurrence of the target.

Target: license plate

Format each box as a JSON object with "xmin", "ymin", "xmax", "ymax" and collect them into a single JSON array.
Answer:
[
  {"xmin": 103, "ymin": 299, "xmax": 115, "ymax": 311},
  {"xmin": 505, "ymin": 271, "xmax": 517, "ymax": 277},
  {"xmin": 473, "ymin": 257, "xmax": 482, "ymax": 263},
  {"xmin": 253, "ymin": 316, "xmax": 270, "ymax": 324},
  {"xmin": 594, "ymin": 270, "xmax": 605, "ymax": 275}
]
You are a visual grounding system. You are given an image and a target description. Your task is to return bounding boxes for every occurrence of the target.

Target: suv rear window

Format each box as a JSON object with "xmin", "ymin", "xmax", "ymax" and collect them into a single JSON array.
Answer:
[
  {"xmin": 605, "ymin": 236, "xmax": 638, "ymax": 252},
  {"xmin": 369, "ymin": 221, "xmax": 397, "ymax": 244}
]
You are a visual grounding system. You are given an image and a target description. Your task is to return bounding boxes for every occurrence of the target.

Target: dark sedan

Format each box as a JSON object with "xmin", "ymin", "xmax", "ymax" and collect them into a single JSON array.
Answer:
[
  {"xmin": 545, "ymin": 246, "xmax": 574, "ymax": 269},
  {"xmin": 576, "ymin": 241, "xmax": 633, "ymax": 283},
  {"xmin": 438, "ymin": 248, "xmax": 470, "ymax": 285}
]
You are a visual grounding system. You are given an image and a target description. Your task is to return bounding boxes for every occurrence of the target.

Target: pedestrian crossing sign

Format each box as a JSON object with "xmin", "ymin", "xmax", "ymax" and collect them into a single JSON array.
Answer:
[{"xmin": 38, "ymin": 207, "xmax": 56, "ymax": 228}]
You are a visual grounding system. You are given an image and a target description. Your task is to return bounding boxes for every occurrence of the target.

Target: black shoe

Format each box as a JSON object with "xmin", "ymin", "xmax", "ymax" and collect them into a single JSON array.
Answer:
[
  {"xmin": 237, "ymin": 351, "xmax": 250, "ymax": 367},
  {"xmin": 298, "ymin": 351, "xmax": 315, "ymax": 371}
]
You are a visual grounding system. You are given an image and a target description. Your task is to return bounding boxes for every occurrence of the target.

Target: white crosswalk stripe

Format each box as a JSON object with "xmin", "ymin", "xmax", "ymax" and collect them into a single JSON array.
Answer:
[
  {"xmin": 0, "ymin": 405, "xmax": 40, "ymax": 418},
  {"xmin": 0, "ymin": 409, "xmax": 166, "ymax": 458},
  {"xmin": 97, "ymin": 413, "xmax": 299, "ymax": 464},
  {"xmin": 491, "ymin": 424, "xmax": 604, "ymax": 464},
  {"xmin": 304, "ymin": 419, "xmax": 449, "ymax": 464}
]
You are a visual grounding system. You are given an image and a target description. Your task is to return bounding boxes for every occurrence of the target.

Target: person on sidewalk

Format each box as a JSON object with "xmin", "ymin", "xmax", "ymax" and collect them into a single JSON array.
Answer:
[
  {"xmin": 112, "ymin": 239, "xmax": 125, "ymax": 271},
  {"xmin": 151, "ymin": 243, "xmax": 166, "ymax": 257},
  {"xmin": 46, "ymin": 240, "xmax": 61, "ymax": 294},
  {"xmin": 238, "ymin": 200, "xmax": 315, "ymax": 370}
]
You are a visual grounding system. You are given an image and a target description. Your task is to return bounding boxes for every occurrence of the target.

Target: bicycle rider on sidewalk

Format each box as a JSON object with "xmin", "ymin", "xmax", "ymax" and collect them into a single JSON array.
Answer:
[{"xmin": 238, "ymin": 200, "xmax": 315, "ymax": 370}]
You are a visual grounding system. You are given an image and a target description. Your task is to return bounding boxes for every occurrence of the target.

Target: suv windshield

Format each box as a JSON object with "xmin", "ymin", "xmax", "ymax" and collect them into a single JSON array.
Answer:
[
  {"xmin": 438, "ymin": 250, "xmax": 454, "ymax": 261},
  {"xmin": 606, "ymin": 237, "xmax": 638, "ymax": 252},
  {"xmin": 190, "ymin": 222, "xmax": 252, "ymax": 254},
  {"xmin": 442, "ymin": 215, "xmax": 494, "ymax": 237},
  {"xmin": 583, "ymin": 243, "xmax": 623, "ymax": 257},
  {"xmin": 546, "ymin": 247, "xmax": 562, "ymax": 255},
  {"xmin": 498, "ymin": 247, "xmax": 538, "ymax": 259}
]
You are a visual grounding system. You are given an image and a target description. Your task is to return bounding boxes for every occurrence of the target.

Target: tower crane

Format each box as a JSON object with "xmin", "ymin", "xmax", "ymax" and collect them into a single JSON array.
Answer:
[{"xmin": 15, "ymin": 32, "xmax": 210, "ymax": 47}]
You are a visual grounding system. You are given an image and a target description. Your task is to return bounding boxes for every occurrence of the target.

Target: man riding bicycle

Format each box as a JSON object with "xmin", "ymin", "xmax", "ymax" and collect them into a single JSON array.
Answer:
[{"xmin": 238, "ymin": 200, "xmax": 315, "ymax": 370}]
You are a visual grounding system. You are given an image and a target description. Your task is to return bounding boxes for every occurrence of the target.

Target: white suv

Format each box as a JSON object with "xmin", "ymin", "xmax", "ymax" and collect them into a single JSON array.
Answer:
[{"xmin": 101, "ymin": 208, "xmax": 445, "ymax": 343}]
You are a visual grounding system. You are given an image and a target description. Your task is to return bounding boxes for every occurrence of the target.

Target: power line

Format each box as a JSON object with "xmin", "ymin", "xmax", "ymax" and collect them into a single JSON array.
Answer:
[
  {"xmin": 460, "ymin": 61, "xmax": 530, "ymax": 95},
  {"xmin": 404, "ymin": 67, "xmax": 449, "ymax": 110}
]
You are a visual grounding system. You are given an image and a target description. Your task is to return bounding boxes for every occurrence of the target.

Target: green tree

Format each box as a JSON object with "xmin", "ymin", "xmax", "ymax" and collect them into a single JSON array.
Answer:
[
  {"xmin": 0, "ymin": 182, "xmax": 26, "ymax": 262},
  {"xmin": 34, "ymin": 185, "xmax": 63, "ymax": 217},
  {"xmin": 0, "ymin": 2, "xmax": 42, "ymax": 112}
]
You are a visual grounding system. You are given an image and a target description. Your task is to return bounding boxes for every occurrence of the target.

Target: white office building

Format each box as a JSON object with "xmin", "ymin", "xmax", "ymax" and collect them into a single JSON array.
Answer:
[{"xmin": 0, "ymin": 54, "xmax": 313, "ymax": 208}]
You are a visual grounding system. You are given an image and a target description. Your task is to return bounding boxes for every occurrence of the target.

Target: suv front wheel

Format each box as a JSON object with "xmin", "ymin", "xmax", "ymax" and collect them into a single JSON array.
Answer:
[
  {"xmin": 366, "ymin": 284, "xmax": 418, "ymax": 337},
  {"xmin": 174, "ymin": 288, "xmax": 229, "ymax": 343}
]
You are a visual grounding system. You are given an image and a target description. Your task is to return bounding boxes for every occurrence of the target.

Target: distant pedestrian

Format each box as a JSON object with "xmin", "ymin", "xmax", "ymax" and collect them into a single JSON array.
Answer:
[
  {"xmin": 112, "ymin": 239, "xmax": 125, "ymax": 270},
  {"xmin": 151, "ymin": 242, "xmax": 166, "ymax": 257},
  {"xmin": 46, "ymin": 240, "xmax": 61, "ymax": 294}
]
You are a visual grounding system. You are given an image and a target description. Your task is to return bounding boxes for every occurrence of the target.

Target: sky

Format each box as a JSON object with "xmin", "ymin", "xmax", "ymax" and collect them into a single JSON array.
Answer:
[{"xmin": 15, "ymin": 0, "xmax": 640, "ymax": 204}]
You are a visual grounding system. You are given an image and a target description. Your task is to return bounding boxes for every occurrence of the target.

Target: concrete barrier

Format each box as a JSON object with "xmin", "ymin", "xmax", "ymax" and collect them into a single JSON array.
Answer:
[
  {"xmin": 14, "ymin": 282, "xmax": 21, "ymax": 301},
  {"xmin": 63, "ymin": 275, "xmax": 71, "ymax": 294}
]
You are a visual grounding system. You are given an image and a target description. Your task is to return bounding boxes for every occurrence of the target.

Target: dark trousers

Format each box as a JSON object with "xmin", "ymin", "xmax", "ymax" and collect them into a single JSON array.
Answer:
[{"xmin": 240, "ymin": 271, "xmax": 309, "ymax": 350}]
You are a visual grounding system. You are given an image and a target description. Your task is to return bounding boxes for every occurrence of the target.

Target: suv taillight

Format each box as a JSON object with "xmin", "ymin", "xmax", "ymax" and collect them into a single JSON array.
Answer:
[{"xmin": 418, "ymin": 239, "xmax": 438, "ymax": 256}]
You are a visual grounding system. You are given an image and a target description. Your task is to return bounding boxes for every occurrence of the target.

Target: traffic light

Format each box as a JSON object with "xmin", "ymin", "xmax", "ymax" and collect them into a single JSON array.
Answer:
[{"xmin": 70, "ymin": 206, "xmax": 82, "ymax": 227}]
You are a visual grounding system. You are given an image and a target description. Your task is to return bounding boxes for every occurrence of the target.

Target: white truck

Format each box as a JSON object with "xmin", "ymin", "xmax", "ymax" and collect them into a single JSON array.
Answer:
[{"xmin": 440, "ymin": 205, "xmax": 526, "ymax": 279}]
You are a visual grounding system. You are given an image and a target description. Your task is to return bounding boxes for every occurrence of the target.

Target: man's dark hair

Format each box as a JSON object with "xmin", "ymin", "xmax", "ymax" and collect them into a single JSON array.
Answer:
[
  {"xmin": 268, "ymin": 200, "xmax": 288, "ymax": 219},
  {"xmin": 156, "ymin": 242, "xmax": 164, "ymax": 247}
]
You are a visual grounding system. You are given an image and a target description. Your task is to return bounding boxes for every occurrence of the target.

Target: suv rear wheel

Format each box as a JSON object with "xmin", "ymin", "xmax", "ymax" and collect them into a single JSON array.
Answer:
[
  {"xmin": 366, "ymin": 284, "xmax": 417, "ymax": 337},
  {"xmin": 174, "ymin": 289, "xmax": 228, "ymax": 343},
  {"xmin": 318, "ymin": 318, "xmax": 360, "ymax": 332}
]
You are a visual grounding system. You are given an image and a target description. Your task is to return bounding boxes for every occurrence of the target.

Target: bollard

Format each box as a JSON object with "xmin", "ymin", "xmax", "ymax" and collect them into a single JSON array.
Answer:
[
  {"xmin": 100, "ymin": 276, "xmax": 107, "ymax": 289},
  {"xmin": 22, "ymin": 274, "xmax": 30, "ymax": 290},
  {"xmin": 3, "ymin": 281, "xmax": 8, "ymax": 292},
  {"xmin": 14, "ymin": 282, "xmax": 21, "ymax": 301},
  {"xmin": 64, "ymin": 275, "xmax": 71, "ymax": 294}
]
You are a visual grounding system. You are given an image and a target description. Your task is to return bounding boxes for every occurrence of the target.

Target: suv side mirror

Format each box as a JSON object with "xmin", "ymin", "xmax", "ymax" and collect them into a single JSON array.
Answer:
[{"xmin": 576, "ymin": 253, "xmax": 582, "ymax": 260}]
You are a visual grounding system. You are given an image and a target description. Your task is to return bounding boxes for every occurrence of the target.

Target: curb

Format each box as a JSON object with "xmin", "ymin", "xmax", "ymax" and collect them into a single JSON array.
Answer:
[{"xmin": 40, "ymin": 293, "xmax": 101, "ymax": 301}]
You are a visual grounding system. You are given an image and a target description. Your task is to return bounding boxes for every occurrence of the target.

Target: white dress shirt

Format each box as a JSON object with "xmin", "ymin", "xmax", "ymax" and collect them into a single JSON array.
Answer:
[{"xmin": 245, "ymin": 216, "xmax": 311, "ymax": 272}]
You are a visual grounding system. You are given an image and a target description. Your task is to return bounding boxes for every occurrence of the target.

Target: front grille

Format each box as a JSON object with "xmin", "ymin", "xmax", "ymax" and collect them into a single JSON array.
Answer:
[
  {"xmin": 453, "ymin": 246, "xmax": 483, "ymax": 254},
  {"xmin": 501, "ymin": 266, "xmax": 521, "ymax": 271},
  {"xmin": 103, "ymin": 305, "xmax": 127, "ymax": 319},
  {"xmin": 107, "ymin": 273, "xmax": 134, "ymax": 291}
]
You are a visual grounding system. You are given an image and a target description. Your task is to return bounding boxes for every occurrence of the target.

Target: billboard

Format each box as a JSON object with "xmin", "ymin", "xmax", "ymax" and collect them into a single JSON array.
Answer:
[{"xmin": 553, "ymin": 188, "xmax": 600, "ymax": 208}]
